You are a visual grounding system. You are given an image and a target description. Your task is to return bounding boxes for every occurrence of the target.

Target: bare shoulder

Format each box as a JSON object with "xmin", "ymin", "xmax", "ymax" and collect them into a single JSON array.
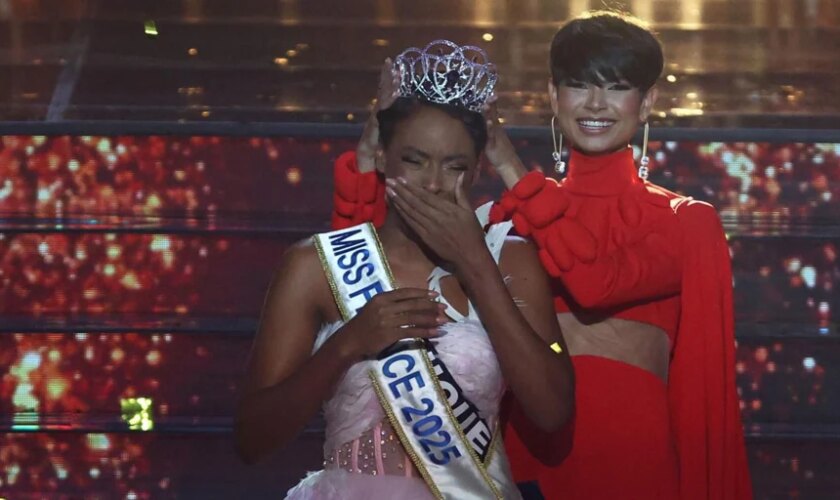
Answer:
[
  {"xmin": 276, "ymin": 238, "xmax": 323, "ymax": 283},
  {"xmin": 267, "ymin": 237, "xmax": 334, "ymax": 317},
  {"xmin": 245, "ymin": 237, "xmax": 335, "ymax": 392},
  {"xmin": 281, "ymin": 237, "xmax": 321, "ymax": 268}
]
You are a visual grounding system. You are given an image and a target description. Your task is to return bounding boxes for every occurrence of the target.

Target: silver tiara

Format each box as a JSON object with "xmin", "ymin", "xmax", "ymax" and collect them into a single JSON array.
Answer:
[{"xmin": 394, "ymin": 40, "xmax": 498, "ymax": 112}]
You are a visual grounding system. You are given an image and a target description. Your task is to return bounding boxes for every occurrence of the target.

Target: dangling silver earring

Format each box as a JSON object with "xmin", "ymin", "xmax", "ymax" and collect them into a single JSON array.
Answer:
[
  {"xmin": 638, "ymin": 121, "xmax": 650, "ymax": 180},
  {"xmin": 551, "ymin": 116, "xmax": 566, "ymax": 174}
]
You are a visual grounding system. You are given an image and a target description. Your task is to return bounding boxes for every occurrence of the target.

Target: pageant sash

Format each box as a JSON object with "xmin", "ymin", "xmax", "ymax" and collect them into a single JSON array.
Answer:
[{"xmin": 313, "ymin": 223, "xmax": 517, "ymax": 500}]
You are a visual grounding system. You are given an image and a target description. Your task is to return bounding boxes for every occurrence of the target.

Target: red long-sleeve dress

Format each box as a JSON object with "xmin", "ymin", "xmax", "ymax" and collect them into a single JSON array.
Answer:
[{"xmin": 330, "ymin": 147, "xmax": 752, "ymax": 500}]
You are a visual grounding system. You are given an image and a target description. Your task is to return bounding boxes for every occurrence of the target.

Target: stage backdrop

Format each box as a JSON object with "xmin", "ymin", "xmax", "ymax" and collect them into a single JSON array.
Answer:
[{"xmin": 0, "ymin": 132, "xmax": 838, "ymax": 498}]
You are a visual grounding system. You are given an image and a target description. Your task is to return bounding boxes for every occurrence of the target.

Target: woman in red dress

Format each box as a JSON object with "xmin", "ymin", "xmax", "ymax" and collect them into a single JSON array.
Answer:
[{"xmin": 330, "ymin": 11, "xmax": 752, "ymax": 500}]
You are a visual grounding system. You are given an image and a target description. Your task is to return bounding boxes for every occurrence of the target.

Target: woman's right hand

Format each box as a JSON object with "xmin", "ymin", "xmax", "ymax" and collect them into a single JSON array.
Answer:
[
  {"xmin": 356, "ymin": 58, "xmax": 401, "ymax": 173},
  {"xmin": 338, "ymin": 288, "xmax": 447, "ymax": 359}
]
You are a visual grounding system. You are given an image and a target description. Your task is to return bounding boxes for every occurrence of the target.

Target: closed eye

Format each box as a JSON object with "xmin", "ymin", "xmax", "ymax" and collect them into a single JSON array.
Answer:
[{"xmin": 401, "ymin": 156, "xmax": 422, "ymax": 165}]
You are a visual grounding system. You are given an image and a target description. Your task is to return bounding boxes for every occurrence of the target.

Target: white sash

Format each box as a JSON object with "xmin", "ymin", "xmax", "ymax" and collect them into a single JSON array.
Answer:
[{"xmin": 313, "ymin": 223, "xmax": 520, "ymax": 500}]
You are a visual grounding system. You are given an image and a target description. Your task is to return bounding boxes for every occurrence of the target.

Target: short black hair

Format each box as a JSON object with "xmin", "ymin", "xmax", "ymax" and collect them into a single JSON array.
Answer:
[
  {"xmin": 550, "ymin": 11, "xmax": 663, "ymax": 92},
  {"xmin": 377, "ymin": 97, "xmax": 488, "ymax": 156}
]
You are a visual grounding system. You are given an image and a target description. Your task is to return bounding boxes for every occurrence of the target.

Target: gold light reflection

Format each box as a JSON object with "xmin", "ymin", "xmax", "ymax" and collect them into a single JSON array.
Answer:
[
  {"xmin": 569, "ymin": 0, "xmax": 589, "ymax": 17},
  {"xmin": 631, "ymin": 0, "xmax": 653, "ymax": 24},
  {"xmin": 274, "ymin": 57, "xmax": 289, "ymax": 66},
  {"xmin": 482, "ymin": 33, "xmax": 494, "ymax": 42},
  {"xmin": 286, "ymin": 167, "xmax": 303, "ymax": 186},
  {"xmin": 120, "ymin": 271, "xmax": 142, "ymax": 290},
  {"xmin": 679, "ymin": 0, "xmax": 703, "ymax": 29},
  {"xmin": 670, "ymin": 108, "xmax": 704, "ymax": 117},
  {"xmin": 473, "ymin": 0, "xmax": 494, "ymax": 25}
]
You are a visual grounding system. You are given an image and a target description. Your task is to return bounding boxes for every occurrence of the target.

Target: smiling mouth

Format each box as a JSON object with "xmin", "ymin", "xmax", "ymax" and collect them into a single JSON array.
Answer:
[{"xmin": 576, "ymin": 119, "xmax": 616, "ymax": 134}]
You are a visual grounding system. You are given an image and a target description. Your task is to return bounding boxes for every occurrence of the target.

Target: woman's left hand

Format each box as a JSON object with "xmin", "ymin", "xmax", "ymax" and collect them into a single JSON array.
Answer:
[
  {"xmin": 357, "ymin": 58, "xmax": 401, "ymax": 173},
  {"xmin": 385, "ymin": 174, "xmax": 489, "ymax": 270},
  {"xmin": 482, "ymin": 95, "xmax": 527, "ymax": 189}
]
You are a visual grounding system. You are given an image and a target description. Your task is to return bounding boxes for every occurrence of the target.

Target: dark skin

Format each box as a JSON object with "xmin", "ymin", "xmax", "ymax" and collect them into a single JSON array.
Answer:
[{"xmin": 235, "ymin": 105, "xmax": 574, "ymax": 465}]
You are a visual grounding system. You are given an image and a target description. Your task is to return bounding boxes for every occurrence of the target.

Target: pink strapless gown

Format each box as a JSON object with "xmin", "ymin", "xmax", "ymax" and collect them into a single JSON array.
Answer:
[{"xmin": 285, "ymin": 319, "xmax": 511, "ymax": 499}]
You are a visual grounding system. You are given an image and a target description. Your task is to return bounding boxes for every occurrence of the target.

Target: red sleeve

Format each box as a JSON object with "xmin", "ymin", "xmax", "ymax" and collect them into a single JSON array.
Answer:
[
  {"xmin": 490, "ymin": 170, "xmax": 681, "ymax": 309},
  {"xmin": 331, "ymin": 150, "xmax": 387, "ymax": 229},
  {"xmin": 550, "ymin": 225, "xmax": 681, "ymax": 309},
  {"xmin": 669, "ymin": 200, "xmax": 753, "ymax": 500}
]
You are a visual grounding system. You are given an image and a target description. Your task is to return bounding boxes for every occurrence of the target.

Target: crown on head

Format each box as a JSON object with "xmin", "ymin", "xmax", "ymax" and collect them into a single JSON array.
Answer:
[{"xmin": 394, "ymin": 40, "xmax": 498, "ymax": 112}]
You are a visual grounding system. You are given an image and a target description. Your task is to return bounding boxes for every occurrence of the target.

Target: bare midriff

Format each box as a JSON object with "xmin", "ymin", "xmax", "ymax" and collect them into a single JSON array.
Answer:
[{"xmin": 557, "ymin": 313, "xmax": 671, "ymax": 382}]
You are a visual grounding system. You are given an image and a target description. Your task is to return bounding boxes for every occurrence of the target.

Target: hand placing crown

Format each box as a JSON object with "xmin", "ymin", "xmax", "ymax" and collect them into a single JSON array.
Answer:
[{"xmin": 394, "ymin": 40, "xmax": 498, "ymax": 112}]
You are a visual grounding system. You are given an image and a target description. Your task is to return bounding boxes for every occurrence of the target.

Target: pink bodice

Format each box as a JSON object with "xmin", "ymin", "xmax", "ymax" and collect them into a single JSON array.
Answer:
[{"xmin": 314, "ymin": 319, "xmax": 506, "ymax": 459}]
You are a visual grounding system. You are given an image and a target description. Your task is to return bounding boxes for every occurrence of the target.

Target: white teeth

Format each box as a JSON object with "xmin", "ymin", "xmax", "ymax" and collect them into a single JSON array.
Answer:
[{"xmin": 579, "ymin": 120, "xmax": 613, "ymax": 128}]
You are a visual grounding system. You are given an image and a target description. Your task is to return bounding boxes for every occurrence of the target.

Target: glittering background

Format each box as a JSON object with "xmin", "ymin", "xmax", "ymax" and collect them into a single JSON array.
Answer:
[{"xmin": 0, "ymin": 134, "xmax": 838, "ymax": 498}]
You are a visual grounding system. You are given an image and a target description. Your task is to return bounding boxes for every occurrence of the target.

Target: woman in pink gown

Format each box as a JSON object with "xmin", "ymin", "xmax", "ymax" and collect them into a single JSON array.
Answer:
[{"xmin": 234, "ymin": 40, "xmax": 575, "ymax": 499}]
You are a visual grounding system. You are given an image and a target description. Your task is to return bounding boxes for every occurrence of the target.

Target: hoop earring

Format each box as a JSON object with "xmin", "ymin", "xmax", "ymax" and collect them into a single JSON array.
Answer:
[
  {"xmin": 638, "ymin": 121, "xmax": 650, "ymax": 180},
  {"xmin": 551, "ymin": 116, "xmax": 566, "ymax": 174}
]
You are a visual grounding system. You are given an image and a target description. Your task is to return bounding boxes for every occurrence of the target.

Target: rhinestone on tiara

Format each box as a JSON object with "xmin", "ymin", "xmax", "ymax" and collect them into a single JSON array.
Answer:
[{"xmin": 394, "ymin": 40, "xmax": 498, "ymax": 112}]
